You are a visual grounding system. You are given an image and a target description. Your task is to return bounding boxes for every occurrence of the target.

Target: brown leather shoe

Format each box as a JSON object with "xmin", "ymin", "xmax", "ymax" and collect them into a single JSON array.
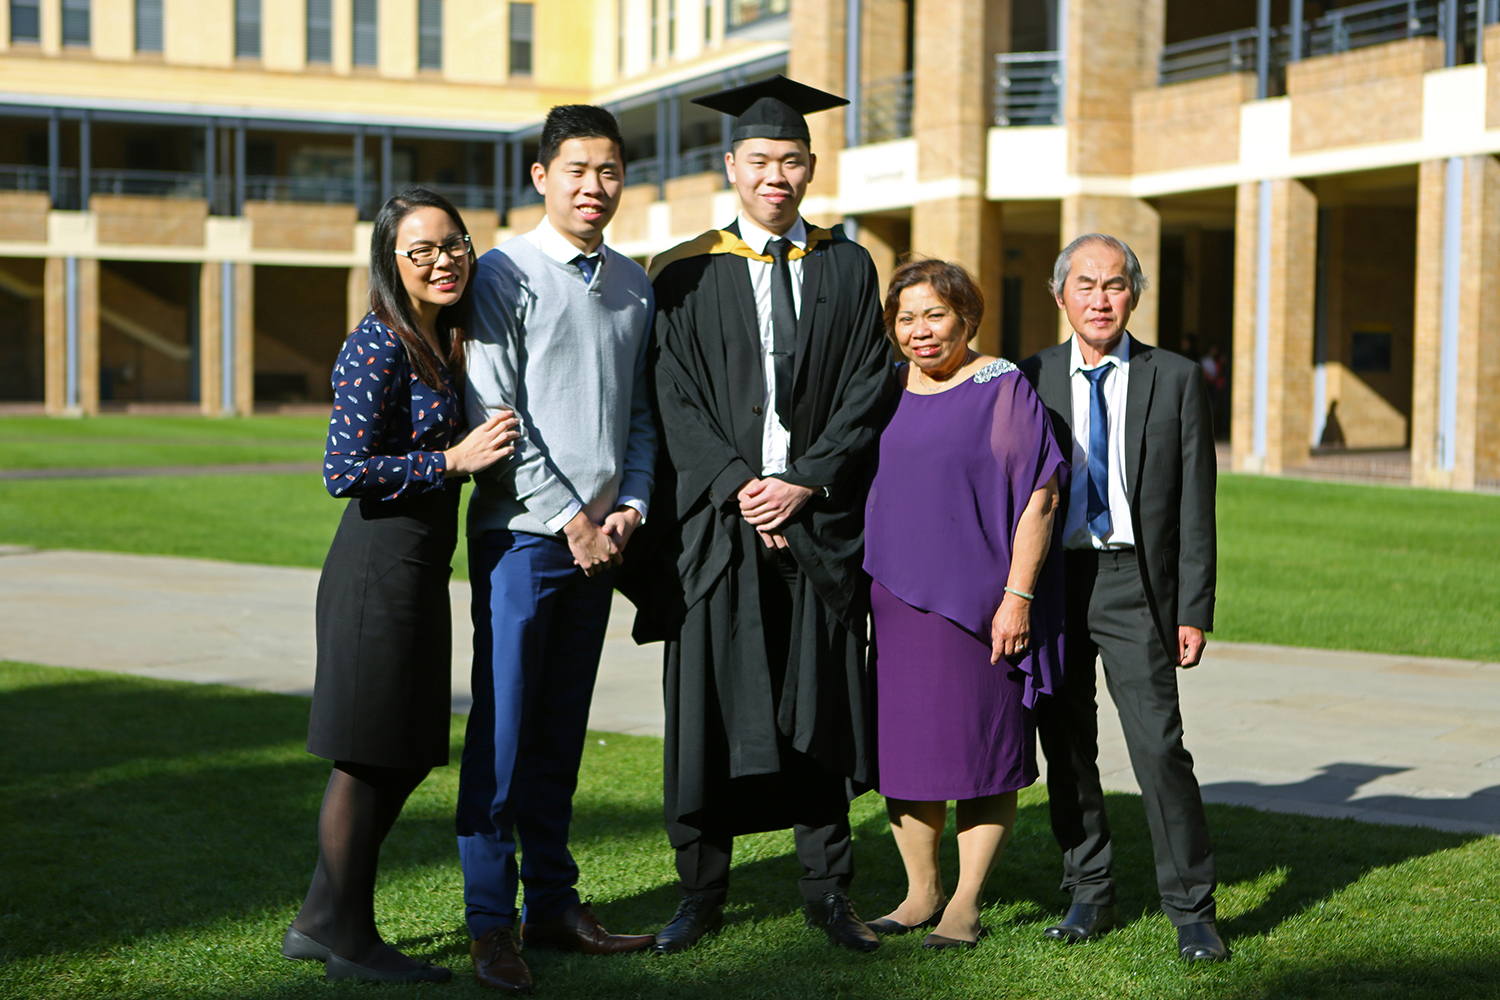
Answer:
[
  {"xmin": 470, "ymin": 926, "xmax": 534, "ymax": 994},
  {"xmin": 521, "ymin": 902, "xmax": 655, "ymax": 955}
]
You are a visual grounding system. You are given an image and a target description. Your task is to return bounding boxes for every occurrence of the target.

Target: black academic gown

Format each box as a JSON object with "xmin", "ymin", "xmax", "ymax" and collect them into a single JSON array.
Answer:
[{"xmin": 623, "ymin": 221, "xmax": 895, "ymax": 842}]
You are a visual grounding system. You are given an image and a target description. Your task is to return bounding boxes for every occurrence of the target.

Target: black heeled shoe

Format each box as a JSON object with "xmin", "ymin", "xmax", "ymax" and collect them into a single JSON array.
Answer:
[
  {"xmin": 922, "ymin": 925, "xmax": 988, "ymax": 951},
  {"xmin": 866, "ymin": 902, "xmax": 947, "ymax": 936},
  {"xmin": 280, "ymin": 926, "xmax": 331, "ymax": 962}
]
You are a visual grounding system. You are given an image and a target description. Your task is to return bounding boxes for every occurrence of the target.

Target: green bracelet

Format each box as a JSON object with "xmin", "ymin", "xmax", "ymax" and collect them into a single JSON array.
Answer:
[{"xmin": 1004, "ymin": 586, "xmax": 1035, "ymax": 601}]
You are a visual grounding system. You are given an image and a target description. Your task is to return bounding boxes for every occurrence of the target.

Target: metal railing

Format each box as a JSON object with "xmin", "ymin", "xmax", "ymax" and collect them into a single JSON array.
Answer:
[
  {"xmin": 0, "ymin": 164, "xmax": 55, "ymax": 194},
  {"xmin": 860, "ymin": 72, "xmax": 914, "ymax": 144},
  {"xmin": 994, "ymin": 51, "xmax": 1063, "ymax": 126},
  {"xmin": 418, "ymin": 182, "xmax": 496, "ymax": 211},
  {"xmin": 90, "ymin": 169, "xmax": 207, "ymax": 200},
  {"xmin": 244, "ymin": 174, "xmax": 356, "ymax": 205},
  {"xmin": 677, "ymin": 142, "xmax": 725, "ymax": 176},
  {"xmin": 1159, "ymin": 0, "xmax": 1499, "ymax": 87},
  {"xmin": 1160, "ymin": 26, "xmax": 1267, "ymax": 85}
]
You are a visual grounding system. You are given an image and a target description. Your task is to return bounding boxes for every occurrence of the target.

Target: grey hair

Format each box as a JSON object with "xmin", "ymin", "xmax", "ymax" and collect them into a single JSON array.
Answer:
[{"xmin": 1049, "ymin": 233, "xmax": 1149, "ymax": 305}]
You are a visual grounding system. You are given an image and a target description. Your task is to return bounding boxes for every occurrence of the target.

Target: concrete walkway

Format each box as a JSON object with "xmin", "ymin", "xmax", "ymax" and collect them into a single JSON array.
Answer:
[{"xmin": 2, "ymin": 546, "xmax": 1497, "ymax": 836}]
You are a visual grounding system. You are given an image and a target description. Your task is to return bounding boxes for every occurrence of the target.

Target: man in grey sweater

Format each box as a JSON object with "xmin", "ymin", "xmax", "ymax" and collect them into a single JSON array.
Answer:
[{"xmin": 456, "ymin": 105, "xmax": 657, "ymax": 995}]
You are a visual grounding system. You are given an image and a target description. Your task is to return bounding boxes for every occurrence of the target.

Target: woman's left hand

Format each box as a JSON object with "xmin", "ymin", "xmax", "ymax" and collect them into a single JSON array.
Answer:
[{"xmin": 990, "ymin": 593, "xmax": 1032, "ymax": 665}]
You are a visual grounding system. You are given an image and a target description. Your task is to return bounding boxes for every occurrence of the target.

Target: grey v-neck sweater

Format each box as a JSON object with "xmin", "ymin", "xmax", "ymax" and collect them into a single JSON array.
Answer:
[{"xmin": 464, "ymin": 236, "xmax": 656, "ymax": 539}]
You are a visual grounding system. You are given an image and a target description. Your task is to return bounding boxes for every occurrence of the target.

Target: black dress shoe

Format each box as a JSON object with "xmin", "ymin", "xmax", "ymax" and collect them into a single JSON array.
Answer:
[
  {"xmin": 1042, "ymin": 903, "xmax": 1117, "ymax": 943},
  {"xmin": 804, "ymin": 892, "xmax": 881, "ymax": 952},
  {"xmin": 652, "ymin": 895, "xmax": 724, "ymax": 955},
  {"xmin": 921, "ymin": 926, "xmax": 987, "ymax": 951},
  {"xmin": 325, "ymin": 953, "xmax": 452, "ymax": 983},
  {"xmin": 1177, "ymin": 921, "xmax": 1230, "ymax": 962},
  {"xmin": 280, "ymin": 926, "xmax": 330, "ymax": 962},
  {"xmin": 867, "ymin": 903, "xmax": 946, "ymax": 936},
  {"xmin": 471, "ymin": 926, "xmax": 534, "ymax": 994}
]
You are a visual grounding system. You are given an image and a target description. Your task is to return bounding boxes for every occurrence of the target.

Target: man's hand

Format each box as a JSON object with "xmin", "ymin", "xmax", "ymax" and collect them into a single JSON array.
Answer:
[
  {"xmin": 601, "ymin": 506, "xmax": 643, "ymax": 555},
  {"xmin": 737, "ymin": 477, "xmax": 814, "ymax": 531},
  {"xmin": 562, "ymin": 510, "xmax": 621, "ymax": 577},
  {"xmin": 757, "ymin": 527, "xmax": 790, "ymax": 550},
  {"xmin": 1178, "ymin": 625, "xmax": 1206, "ymax": 668}
]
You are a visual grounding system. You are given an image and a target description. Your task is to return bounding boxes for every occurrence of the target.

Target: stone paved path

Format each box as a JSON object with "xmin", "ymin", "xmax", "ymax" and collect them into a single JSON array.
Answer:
[{"xmin": 2, "ymin": 546, "xmax": 1496, "ymax": 835}]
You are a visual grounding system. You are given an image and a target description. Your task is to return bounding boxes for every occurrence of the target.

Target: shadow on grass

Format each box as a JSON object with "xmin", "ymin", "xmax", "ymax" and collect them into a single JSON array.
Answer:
[{"xmin": 3, "ymin": 664, "xmax": 1496, "ymax": 1000}]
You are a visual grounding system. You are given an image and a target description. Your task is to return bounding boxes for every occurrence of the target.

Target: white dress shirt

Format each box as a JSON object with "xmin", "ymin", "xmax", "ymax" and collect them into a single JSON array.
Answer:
[
  {"xmin": 1062, "ymin": 334, "xmax": 1136, "ymax": 550},
  {"xmin": 736, "ymin": 213, "xmax": 806, "ymax": 476},
  {"xmin": 522, "ymin": 217, "xmax": 646, "ymax": 529}
]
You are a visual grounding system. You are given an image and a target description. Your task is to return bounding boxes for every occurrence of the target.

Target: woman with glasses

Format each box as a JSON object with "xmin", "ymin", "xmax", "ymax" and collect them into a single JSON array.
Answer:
[{"xmin": 283, "ymin": 187, "xmax": 518, "ymax": 983}]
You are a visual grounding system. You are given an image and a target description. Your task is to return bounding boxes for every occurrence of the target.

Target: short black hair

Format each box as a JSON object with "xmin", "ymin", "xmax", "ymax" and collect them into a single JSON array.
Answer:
[{"xmin": 537, "ymin": 105, "xmax": 626, "ymax": 170}]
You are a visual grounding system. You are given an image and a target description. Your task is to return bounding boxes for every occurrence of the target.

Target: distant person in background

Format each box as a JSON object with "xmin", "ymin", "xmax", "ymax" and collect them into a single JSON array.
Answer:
[
  {"xmin": 863, "ymin": 259, "xmax": 1065, "ymax": 950},
  {"xmin": 285, "ymin": 188, "xmax": 518, "ymax": 984},
  {"xmin": 1019, "ymin": 233, "xmax": 1225, "ymax": 963}
]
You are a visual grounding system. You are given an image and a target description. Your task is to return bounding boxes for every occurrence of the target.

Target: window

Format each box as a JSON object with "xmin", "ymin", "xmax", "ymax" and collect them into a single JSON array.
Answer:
[
  {"xmin": 727, "ymin": 0, "xmax": 786, "ymax": 31},
  {"xmin": 306, "ymin": 0, "xmax": 332, "ymax": 63},
  {"xmin": 62, "ymin": 0, "xmax": 90, "ymax": 46},
  {"xmin": 616, "ymin": 0, "xmax": 624, "ymax": 73},
  {"xmin": 650, "ymin": 0, "xmax": 658, "ymax": 61},
  {"xmin": 704, "ymin": 0, "xmax": 713, "ymax": 43},
  {"xmin": 135, "ymin": 0, "xmax": 162, "ymax": 51},
  {"xmin": 509, "ymin": 2, "xmax": 532, "ymax": 75},
  {"xmin": 352, "ymin": 0, "xmax": 377, "ymax": 66},
  {"xmin": 235, "ymin": 0, "xmax": 261, "ymax": 58},
  {"xmin": 418, "ymin": 0, "xmax": 441, "ymax": 70},
  {"xmin": 668, "ymin": 0, "xmax": 676, "ymax": 54},
  {"xmin": 10, "ymin": 0, "xmax": 40, "ymax": 43}
]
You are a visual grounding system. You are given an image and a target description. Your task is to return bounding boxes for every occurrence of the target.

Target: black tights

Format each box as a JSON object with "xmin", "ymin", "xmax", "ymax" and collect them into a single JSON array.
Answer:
[{"xmin": 293, "ymin": 761, "xmax": 429, "ymax": 965}]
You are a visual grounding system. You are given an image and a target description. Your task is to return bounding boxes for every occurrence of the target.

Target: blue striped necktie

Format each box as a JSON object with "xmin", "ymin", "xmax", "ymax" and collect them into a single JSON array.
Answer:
[{"xmin": 1081, "ymin": 365, "xmax": 1113, "ymax": 539}]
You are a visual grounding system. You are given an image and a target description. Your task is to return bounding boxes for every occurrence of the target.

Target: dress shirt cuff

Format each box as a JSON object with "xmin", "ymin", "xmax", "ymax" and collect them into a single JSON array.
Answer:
[
  {"xmin": 616, "ymin": 496, "xmax": 649, "ymax": 524},
  {"xmin": 543, "ymin": 498, "xmax": 584, "ymax": 534}
]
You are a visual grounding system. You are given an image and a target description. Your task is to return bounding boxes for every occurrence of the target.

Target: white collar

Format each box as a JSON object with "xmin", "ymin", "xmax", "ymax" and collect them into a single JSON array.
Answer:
[
  {"xmin": 1069, "ymin": 332, "xmax": 1131, "ymax": 375},
  {"xmin": 530, "ymin": 216, "xmax": 605, "ymax": 265},
  {"xmin": 737, "ymin": 213, "xmax": 807, "ymax": 255}
]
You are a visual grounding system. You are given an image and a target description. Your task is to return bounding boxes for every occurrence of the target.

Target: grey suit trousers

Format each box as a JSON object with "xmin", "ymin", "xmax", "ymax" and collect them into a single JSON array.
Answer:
[{"xmin": 1037, "ymin": 548, "xmax": 1217, "ymax": 926}]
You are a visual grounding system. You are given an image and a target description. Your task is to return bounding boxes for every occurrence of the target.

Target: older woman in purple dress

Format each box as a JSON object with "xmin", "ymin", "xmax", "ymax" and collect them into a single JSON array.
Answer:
[{"xmin": 863, "ymin": 259, "xmax": 1065, "ymax": 950}]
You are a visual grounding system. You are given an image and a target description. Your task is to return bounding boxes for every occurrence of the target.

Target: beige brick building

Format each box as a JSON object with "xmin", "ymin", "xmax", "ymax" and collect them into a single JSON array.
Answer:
[{"xmin": 3, "ymin": 0, "xmax": 1498, "ymax": 491}]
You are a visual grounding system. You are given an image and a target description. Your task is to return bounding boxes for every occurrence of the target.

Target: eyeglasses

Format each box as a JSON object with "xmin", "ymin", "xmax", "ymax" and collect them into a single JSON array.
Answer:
[{"xmin": 394, "ymin": 234, "xmax": 472, "ymax": 267}]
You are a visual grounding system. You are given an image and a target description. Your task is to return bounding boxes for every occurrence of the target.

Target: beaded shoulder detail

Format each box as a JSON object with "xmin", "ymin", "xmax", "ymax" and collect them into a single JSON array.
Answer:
[{"xmin": 971, "ymin": 359, "xmax": 1018, "ymax": 384}]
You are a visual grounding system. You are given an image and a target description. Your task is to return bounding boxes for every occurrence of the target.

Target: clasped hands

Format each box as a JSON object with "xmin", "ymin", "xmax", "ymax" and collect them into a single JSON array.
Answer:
[
  {"xmin": 736, "ymin": 477, "xmax": 815, "ymax": 550},
  {"xmin": 564, "ymin": 506, "xmax": 642, "ymax": 577}
]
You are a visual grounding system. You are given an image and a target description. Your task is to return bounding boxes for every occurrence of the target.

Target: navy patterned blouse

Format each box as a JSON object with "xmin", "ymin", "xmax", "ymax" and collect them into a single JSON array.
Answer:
[{"xmin": 323, "ymin": 313, "xmax": 463, "ymax": 500}]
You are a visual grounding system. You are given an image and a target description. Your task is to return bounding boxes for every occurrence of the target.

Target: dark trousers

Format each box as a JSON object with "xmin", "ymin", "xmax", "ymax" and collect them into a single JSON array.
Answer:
[
  {"xmin": 456, "ymin": 530, "xmax": 616, "ymax": 938},
  {"xmin": 1037, "ymin": 548, "xmax": 1216, "ymax": 926},
  {"xmin": 674, "ymin": 543, "xmax": 854, "ymax": 905}
]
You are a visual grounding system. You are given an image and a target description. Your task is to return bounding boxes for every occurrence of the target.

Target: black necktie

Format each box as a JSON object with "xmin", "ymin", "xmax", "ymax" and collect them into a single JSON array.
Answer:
[{"xmin": 767, "ymin": 238, "xmax": 796, "ymax": 427}]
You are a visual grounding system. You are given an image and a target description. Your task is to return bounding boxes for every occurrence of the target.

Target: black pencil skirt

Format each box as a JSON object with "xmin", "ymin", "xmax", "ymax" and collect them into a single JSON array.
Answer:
[{"xmin": 307, "ymin": 483, "xmax": 461, "ymax": 769}]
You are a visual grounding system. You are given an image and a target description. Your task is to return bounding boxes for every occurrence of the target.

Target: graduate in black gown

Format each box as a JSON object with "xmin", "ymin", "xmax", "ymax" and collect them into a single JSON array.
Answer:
[{"xmin": 623, "ymin": 75, "xmax": 896, "ymax": 954}]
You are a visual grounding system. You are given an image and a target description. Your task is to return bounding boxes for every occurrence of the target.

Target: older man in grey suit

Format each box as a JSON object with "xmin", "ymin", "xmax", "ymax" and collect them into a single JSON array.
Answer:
[{"xmin": 1018, "ymin": 233, "xmax": 1226, "ymax": 963}]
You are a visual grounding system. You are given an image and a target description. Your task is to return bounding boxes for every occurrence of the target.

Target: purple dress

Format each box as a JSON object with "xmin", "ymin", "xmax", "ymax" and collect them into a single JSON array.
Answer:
[{"xmin": 864, "ymin": 360, "xmax": 1067, "ymax": 801}]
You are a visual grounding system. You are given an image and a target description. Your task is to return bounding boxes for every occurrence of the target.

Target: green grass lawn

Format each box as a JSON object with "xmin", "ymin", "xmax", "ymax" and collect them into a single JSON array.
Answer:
[
  {"xmin": 1, "ymin": 660, "xmax": 1495, "ymax": 1000},
  {"xmin": 0, "ymin": 415, "xmax": 327, "ymax": 469},
  {"xmin": 3, "ymin": 416, "xmax": 1499, "ymax": 659}
]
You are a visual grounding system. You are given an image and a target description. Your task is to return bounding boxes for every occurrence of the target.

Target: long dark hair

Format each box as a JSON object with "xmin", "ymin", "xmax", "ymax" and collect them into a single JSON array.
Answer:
[{"xmin": 368, "ymin": 186, "xmax": 472, "ymax": 389}]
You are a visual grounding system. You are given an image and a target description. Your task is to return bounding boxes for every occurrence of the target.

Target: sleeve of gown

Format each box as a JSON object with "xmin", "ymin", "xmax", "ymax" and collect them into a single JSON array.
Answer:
[
  {"xmin": 778, "ymin": 252, "xmax": 894, "ymax": 498},
  {"xmin": 323, "ymin": 327, "xmax": 449, "ymax": 500},
  {"xmin": 652, "ymin": 266, "xmax": 759, "ymax": 510}
]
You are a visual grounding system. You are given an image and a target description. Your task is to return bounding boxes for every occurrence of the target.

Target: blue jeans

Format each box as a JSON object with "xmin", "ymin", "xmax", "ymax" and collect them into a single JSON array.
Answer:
[{"xmin": 456, "ymin": 529, "xmax": 616, "ymax": 937}]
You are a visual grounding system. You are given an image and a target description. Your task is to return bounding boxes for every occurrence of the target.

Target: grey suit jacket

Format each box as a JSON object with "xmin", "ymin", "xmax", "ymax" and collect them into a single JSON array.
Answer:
[{"xmin": 1019, "ymin": 333, "xmax": 1217, "ymax": 653}]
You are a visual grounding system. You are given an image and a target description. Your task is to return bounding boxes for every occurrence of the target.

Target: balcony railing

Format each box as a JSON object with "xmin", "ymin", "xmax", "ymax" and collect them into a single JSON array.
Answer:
[
  {"xmin": 860, "ymin": 72, "xmax": 914, "ymax": 145},
  {"xmin": 678, "ymin": 142, "xmax": 726, "ymax": 177},
  {"xmin": 90, "ymin": 169, "xmax": 207, "ymax": 200},
  {"xmin": 994, "ymin": 51, "xmax": 1063, "ymax": 126},
  {"xmin": 1160, "ymin": 0, "xmax": 1496, "ymax": 87}
]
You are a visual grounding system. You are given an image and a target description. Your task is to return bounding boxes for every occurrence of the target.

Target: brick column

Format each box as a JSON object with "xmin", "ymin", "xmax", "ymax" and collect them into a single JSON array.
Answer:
[
  {"xmin": 198, "ymin": 262, "xmax": 222, "ymax": 415},
  {"xmin": 43, "ymin": 257, "xmax": 65, "ymax": 415},
  {"xmin": 1058, "ymin": 195, "xmax": 1160, "ymax": 346},
  {"xmin": 910, "ymin": 0, "xmax": 1003, "ymax": 354},
  {"xmin": 1412, "ymin": 155, "xmax": 1500, "ymax": 489},
  {"xmin": 1231, "ymin": 178, "xmax": 1317, "ymax": 474},
  {"xmin": 347, "ymin": 266, "xmax": 370, "ymax": 333},
  {"xmin": 789, "ymin": 0, "xmax": 847, "ymax": 226},
  {"xmin": 1063, "ymin": 0, "xmax": 1164, "ymax": 179},
  {"xmin": 42, "ymin": 256, "xmax": 99, "ymax": 415}
]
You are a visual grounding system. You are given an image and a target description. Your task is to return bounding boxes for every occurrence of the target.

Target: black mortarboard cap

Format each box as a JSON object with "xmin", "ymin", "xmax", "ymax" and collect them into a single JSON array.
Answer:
[{"xmin": 691, "ymin": 74, "xmax": 849, "ymax": 143}]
